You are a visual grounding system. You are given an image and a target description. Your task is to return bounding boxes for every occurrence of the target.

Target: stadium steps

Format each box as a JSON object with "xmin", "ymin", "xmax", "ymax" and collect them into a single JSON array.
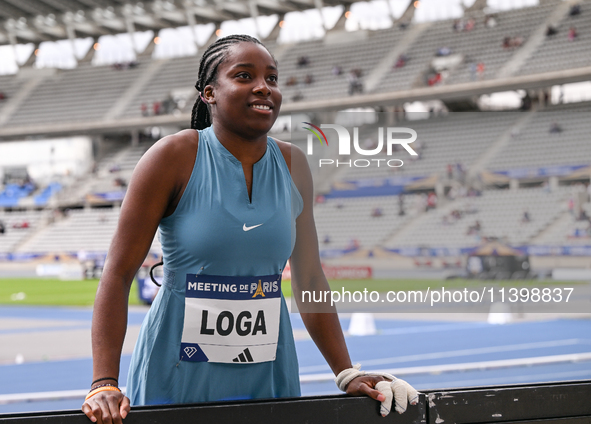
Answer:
[
  {"xmin": 381, "ymin": 200, "xmax": 436, "ymax": 248},
  {"xmin": 496, "ymin": 0, "xmax": 573, "ymax": 78},
  {"xmin": 529, "ymin": 210, "xmax": 573, "ymax": 245},
  {"xmin": 467, "ymin": 108, "xmax": 537, "ymax": 179},
  {"xmin": 9, "ymin": 210, "xmax": 53, "ymax": 253},
  {"xmin": 365, "ymin": 22, "xmax": 432, "ymax": 93},
  {"xmin": 104, "ymin": 58, "xmax": 171, "ymax": 121},
  {"xmin": 0, "ymin": 71, "xmax": 51, "ymax": 126}
]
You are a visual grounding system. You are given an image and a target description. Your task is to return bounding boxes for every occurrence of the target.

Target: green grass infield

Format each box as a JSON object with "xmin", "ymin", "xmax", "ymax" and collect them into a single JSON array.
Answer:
[{"xmin": 0, "ymin": 277, "xmax": 580, "ymax": 307}]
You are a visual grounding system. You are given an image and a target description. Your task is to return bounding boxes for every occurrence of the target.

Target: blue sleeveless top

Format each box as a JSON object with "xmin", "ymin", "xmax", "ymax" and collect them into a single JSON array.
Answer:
[{"xmin": 126, "ymin": 126, "xmax": 303, "ymax": 405}]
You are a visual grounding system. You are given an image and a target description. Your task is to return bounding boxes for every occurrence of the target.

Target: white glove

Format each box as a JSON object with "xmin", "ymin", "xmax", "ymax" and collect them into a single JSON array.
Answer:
[
  {"xmin": 375, "ymin": 378, "xmax": 419, "ymax": 416},
  {"xmin": 335, "ymin": 364, "xmax": 419, "ymax": 417}
]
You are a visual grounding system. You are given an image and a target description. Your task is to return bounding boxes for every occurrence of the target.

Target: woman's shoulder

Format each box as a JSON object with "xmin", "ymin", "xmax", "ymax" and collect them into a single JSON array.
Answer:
[
  {"xmin": 134, "ymin": 129, "xmax": 199, "ymax": 189},
  {"xmin": 270, "ymin": 138, "xmax": 307, "ymax": 175},
  {"xmin": 149, "ymin": 129, "xmax": 199, "ymax": 161}
]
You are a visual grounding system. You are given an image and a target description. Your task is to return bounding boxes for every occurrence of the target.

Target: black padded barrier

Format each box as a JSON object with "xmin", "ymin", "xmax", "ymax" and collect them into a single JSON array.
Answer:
[
  {"xmin": 0, "ymin": 393, "xmax": 427, "ymax": 424},
  {"xmin": 0, "ymin": 381, "xmax": 589, "ymax": 424},
  {"xmin": 424, "ymin": 380, "xmax": 591, "ymax": 424}
]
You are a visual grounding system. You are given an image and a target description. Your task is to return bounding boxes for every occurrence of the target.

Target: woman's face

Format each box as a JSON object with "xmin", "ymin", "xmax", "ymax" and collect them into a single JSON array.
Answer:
[{"xmin": 207, "ymin": 42, "xmax": 282, "ymax": 139}]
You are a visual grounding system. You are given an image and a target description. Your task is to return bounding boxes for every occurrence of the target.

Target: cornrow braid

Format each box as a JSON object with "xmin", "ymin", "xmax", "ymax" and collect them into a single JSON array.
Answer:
[{"xmin": 191, "ymin": 34, "xmax": 275, "ymax": 131}]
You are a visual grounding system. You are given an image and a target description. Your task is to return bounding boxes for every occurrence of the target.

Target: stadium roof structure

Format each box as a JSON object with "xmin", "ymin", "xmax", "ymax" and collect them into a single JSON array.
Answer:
[{"xmin": 0, "ymin": 0, "xmax": 357, "ymax": 46}]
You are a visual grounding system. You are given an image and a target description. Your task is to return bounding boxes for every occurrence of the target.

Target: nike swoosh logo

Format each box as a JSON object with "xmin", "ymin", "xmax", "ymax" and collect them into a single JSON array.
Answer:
[{"xmin": 243, "ymin": 223, "xmax": 263, "ymax": 232}]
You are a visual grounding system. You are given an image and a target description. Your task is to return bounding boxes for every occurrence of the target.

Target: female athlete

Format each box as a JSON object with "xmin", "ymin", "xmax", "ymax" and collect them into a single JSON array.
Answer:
[{"xmin": 82, "ymin": 34, "xmax": 417, "ymax": 424}]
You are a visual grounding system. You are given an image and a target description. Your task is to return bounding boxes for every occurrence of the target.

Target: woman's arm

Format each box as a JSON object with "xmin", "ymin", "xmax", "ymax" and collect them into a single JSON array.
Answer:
[
  {"xmin": 287, "ymin": 144, "xmax": 386, "ymax": 402},
  {"xmin": 82, "ymin": 130, "xmax": 198, "ymax": 424}
]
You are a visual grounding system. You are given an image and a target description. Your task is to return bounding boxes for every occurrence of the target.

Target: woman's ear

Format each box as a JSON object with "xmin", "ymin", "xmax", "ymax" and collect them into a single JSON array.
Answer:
[{"xmin": 203, "ymin": 86, "xmax": 215, "ymax": 104}]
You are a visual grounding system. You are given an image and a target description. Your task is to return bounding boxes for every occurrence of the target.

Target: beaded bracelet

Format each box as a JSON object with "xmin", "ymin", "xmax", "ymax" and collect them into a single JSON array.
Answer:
[
  {"xmin": 85, "ymin": 386, "xmax": 121, "ymax": 401},
  {"xmin": 91, "ymin": 377, "xmax": 118, "ymax": 386},
  {"xmin": 90, "ymin": 383, "xmax": 118, "ymax": 391}
]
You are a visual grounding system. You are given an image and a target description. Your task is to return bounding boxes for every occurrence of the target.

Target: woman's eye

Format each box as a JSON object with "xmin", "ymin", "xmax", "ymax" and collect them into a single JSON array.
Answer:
[
  {"xmin": 268, "ymin": 75, "xmax": 278, "ymax": 82},
  {"xmin": 237, "ymin": 73, "xmax": 250, "ymax": 79}
]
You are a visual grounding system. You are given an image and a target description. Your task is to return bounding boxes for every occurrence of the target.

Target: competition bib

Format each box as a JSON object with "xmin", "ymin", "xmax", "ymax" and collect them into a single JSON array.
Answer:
[{"xmin": 180, "ymin": 274, "xmax": 282, "ymax": 364}]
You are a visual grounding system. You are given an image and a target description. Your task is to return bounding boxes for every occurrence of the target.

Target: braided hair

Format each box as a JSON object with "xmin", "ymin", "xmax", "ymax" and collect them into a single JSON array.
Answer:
[{"xmin": 191, "ymin": 34, "xmax": 274, "ymax": 130}]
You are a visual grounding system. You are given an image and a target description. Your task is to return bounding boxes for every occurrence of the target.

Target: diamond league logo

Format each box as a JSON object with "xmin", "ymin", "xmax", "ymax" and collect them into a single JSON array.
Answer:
[{"xmin": 184, "ymin": 346, "xmax": 198, "ymax": 358}]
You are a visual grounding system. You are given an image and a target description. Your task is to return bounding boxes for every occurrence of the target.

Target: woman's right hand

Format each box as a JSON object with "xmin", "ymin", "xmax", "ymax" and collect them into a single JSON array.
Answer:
[{"xmin": 81, "ymin": 391, "xmax": 130, "ymax": 424}]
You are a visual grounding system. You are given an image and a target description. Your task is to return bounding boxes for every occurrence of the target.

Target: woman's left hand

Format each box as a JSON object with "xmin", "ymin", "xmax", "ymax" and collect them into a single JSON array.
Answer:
[{"xmin": 346, "ymin": 375, "xmax": 419, "ymax": 417}]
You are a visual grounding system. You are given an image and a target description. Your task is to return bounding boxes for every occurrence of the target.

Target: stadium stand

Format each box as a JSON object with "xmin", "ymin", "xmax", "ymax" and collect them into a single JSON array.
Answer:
[
  {"xmin": 487, "ymin": 102, "xmax": 591, "ymax": 171},
  {"xmin": 0, "ymin": 1, "xmax": 590, "ymax": 269},
  {"xmin": 5, "ymin": 60, "xmax": 149, "ymax": 127},
  {"xmin": 380, "ymin": 3, "xmax": 558, "ymax": 90},
  {"xmin": 313, "ymin": 111, "xmax": 523, "ymax": 180},
  {"xmin": 518, "ymin": 0, "xmax": 591, "ymax": 76},
  {"xmin": 384, "ymin": 186, "xmax": 571, "ymax": 249},
  {"xmin": 1, "ymin": 1, "xmax": 591, "ymax": 132},
  {"xmin": 0, "ymin": 210, "xmax": 47, "ymax": 253},
  {"xmin": 313, "ymin": 194, "xmax": 419, "ymax": 250},
  {"xmin": 17, "ymin": 207, "xmax": 160, "ymax": 255}
]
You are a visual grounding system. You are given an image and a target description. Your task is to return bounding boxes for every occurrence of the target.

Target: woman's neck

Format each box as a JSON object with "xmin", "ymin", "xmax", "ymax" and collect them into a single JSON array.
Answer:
[{"xmin": 212, "ymin": 124, "xmax": 268, "ymax": 165}]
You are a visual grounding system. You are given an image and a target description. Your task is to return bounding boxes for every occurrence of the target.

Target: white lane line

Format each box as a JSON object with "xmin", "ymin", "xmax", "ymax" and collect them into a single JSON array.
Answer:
[
  {"xmin": 414, "ymin": 371, "xmax": 591, "ymax": 390},
  {"xmin": 299, "ymin": 352, "xmax": 591, "ymax": 384},
  {"xmin": 0, "ymin": 387, "xmax": 127, "ymax": 405},
  {"xmin": 4, "ymin": 353, "xmax": 590, "ymax": 405},
  {"xmin": 377, "ymin": 322, "xmax": 490, "ymax": 336},
  {"xmin": 299, "ymin": 338, "xmax": 588, "ymax": 373}
]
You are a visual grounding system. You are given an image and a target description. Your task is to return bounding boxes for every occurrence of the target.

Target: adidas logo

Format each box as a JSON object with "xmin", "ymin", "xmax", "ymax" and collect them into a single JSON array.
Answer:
[{"xmin": 232, "ymin": 348, "xmax": 254, "ymax": 363}]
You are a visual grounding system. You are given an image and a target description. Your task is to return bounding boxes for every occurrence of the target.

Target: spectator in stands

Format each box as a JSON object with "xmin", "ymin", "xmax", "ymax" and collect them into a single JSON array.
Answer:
[
  {"xmin": 286, "ymin": 76, "xmax": 298, "ymax": 86},
  {"xmin": 568, "ymin": 197, "xmax": 576, "ymax": 216},
  {"xmin": 470, "ymin": 62, "xmax": 477, "ymax": 80},
  {"xmin": 291, "ymin": 90, "xmax": 304, "ymax": 102},
  {"xmin": 140, "ymin": 103, "xmax": 148, "ymax": 117},
  {"xmin": 398, "ymin": 193, "xmax": 405, "ymax": 216},
  {"xmin": 427, "ymin": 71, "xmax": 442, "ymax": 86},
  {"xmin": 485, "ymin": 15, "xmax": 497, "ymax": 28},
  {"xmin": 332, "ymin": 65, "xmax": 343, "ymax": 76},
  {"xmin": 549, "ymin": 122, "xmax": 563, "ymax": 134},
  {"xmin": 569, "ymin": 4, "xmax": 581, "ymax": 16},
  {"xmin": 304, "ymin": 74, "xmax": 314, "ymax": 84},
  {"xmin": 521, "ymin": 209, "xmax": 531, "ymax": 223},
  {"xmin": 476, "ymin": 62, "xmax": 485, "ymax": 79},
  {"xmin": 114, "ymin": 177, "xmax": 127, "ymax": 189},
  {"xmin": 153, "ymin": 101, "xmax": 162, "ymax": 116},
  {"xmin": 546, "ymin": 25, "xmax": 558, "ymax": 36},
  {"xmin": 12, "ymin": 220, "xmax": 29, "ymax": 229},
  {"xmin": 568, "ymin": 26, "xmax": 578, "ymax": 41},
  {"xmin": 467, "ymin": 220, "xmax": 481, "ymax": 235},
  {"xmin": 323, "ymin": 234, "xmax": 331, "ymax": 245},
  {"xmin": 371, "ymin": 206, "xmax": 383, "ymax": 217},
  {"xmin": 82, "ymin": 35, "xmax": 416, "ymax": 424},
  {"xmin": 447, "ymin": 164, "xmax": 454, "ymax": 180},
  {"xmin": 520, "ymin": 91, "xmax": 532, "ymax": 111},
  {"xmin": 426, "ymin": 192, "xmax": 437, "ymax": 211},
  {"xmin": 0, "ymin": 91, "xmax": 5, "ymax": 100},
  {"xmin": 436, "ymin": 47, "xmax": 452, "ymax": 56},
  {"xmin": 0, "ymin": 220, "xmax": 5, "ymax": 234},
  {"xmin": 347, "ymin": 69, "xmax": 363, "ymax": 95},
  {"xmin": 347, "ymin": 238, "xmax": 361, "ymax": 249},
  {"xmin": 394, "ymin": 54, "xmax": 408, "ymax": 69},
  {"xmin": 297, "ymin": 55, "xmax": 310, "ymax": 67}
]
